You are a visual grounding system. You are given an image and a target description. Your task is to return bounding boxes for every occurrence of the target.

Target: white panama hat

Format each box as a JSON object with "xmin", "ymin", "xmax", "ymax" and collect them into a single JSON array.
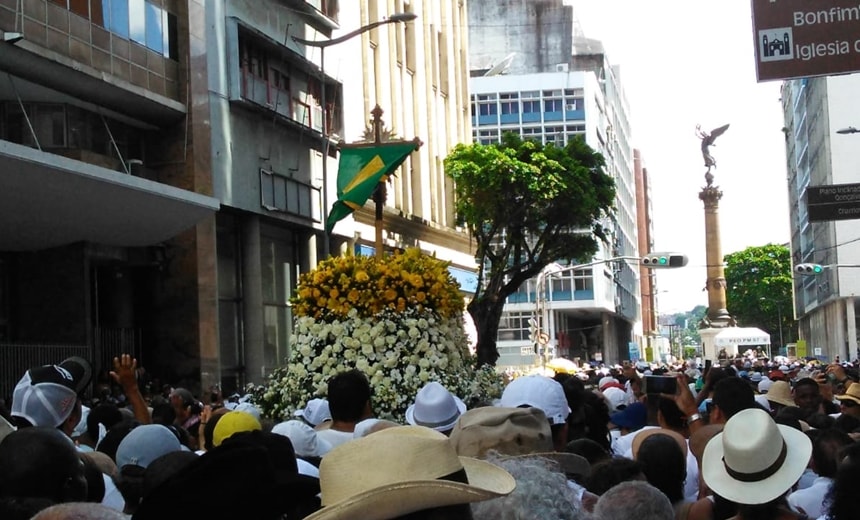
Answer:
[
  {"xmin": 405, "ymin": 382, "xmax": 466, "ymax": 432},
  {"xmin": 702, "ymin": 408, "xmax": 811, "ymax": 505}
]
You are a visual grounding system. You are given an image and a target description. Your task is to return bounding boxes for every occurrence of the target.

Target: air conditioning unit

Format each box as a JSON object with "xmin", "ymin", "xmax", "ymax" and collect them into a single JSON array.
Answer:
[
  {"xmin": 565, "ymin": 103, "xmax": 576, "ymax": 111},
  {"xmin": 556, "ymin": 63, "xmax": 569, "ymax": 72}
]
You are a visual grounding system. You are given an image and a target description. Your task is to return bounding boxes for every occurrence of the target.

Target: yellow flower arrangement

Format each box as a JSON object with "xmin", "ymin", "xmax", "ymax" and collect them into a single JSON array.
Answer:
[
  {"xmin": 249, "ymin": 248, "xmax": 503, "ymax": 422},
  {"xmin": 290, "ymin": 248, "xmax": 464, "ymax": 321}
]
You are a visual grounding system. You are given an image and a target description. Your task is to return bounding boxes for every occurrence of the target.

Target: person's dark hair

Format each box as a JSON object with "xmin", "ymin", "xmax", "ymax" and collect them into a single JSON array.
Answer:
[
  {"xmin": 202, "ymin": 411, "xmax": 227, "ymax": 452},
  {"xmin": 565, "ymin": 438, "xmax": 611, "ymax": 466},
  {"xmin": 806, "ymin": 413, "xmax": 836, "ymax": 430},
  {"xmin": 81, "ymin": 455, "xmax": 106, "ymax": 503},
  {"xmin": 773, "ymin": 406, "xmax": 804, "ymax": 431},
  {"xmin": 712, "ymin": 377, "xmax": 755, "ymax": 419},
  {"xmin": 562, "ymin": 377, "xmax": 611, "ymax": 452},
  {"xmin": 96, "ymin": 419, "xmax": 140, "ymax": 463},
  {"xmin": 635, "ymin": 434, "xmax": 686, "ymax": 504},
  {"xmin": 327, "ymin": 369, "xmax": 372, "ymax": 423},
  {"xmin": 793, "ymin": 377, "xmax": 819, "ymax": 392},
  {"xmin": 834, "ymin": 412, "xmax": 860, "ymax": 434},
  {"xmin": 141, "ymin": 451, "xmax": 199, "ymax": 501},
  {"xmin": 824, "ymin": 441, "xmax": 860, "ymax": 520},
  {"xmin": 585, "ymin": 457, "xmax": 644, "ymax": 496},
  {"xmin": 114, "ymin": 465, "xmax": 145, "ymax": 513},
  {"xmin": 0, "ymin": 427, "xmax": 88, "ymax": 504},
  {"xmin": 735, "ymin": 497, "xmax": 789, "ymax": 520},
  {"xmin": 811, "ymin": 428, "xmax": 852, "ymax": 479},
  {"xmin": 150, "ymin": 402, "xmax": 176, "ymax": 426},
  {"xmin": 657, "ymin": 397, "xmax": 685, "ymax": 430},
  {"xmin": 0, "ymin": 496, "xmax": 55, "ymax": 520},
  {"xmin": 86, "ymin": 404, "xmax": 123, "ymax": 443}
]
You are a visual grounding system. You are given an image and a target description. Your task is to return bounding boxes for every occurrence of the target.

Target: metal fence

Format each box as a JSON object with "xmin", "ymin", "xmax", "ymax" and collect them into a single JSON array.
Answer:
[
  {"xmin": 0, "ymin": 343, "xmax": 90, "ymax": 403},
  {"xmin": 94, "ymin": 327, "xmax": 143, "ymax": 374},
  {"xmin": 0, "ymin": 328, "xmax": 142, "ymax": 404}
]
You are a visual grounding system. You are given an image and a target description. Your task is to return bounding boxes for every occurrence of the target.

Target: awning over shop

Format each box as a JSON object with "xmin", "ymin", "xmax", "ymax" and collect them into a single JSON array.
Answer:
[
  {"xmin": 0, "ymin": 140, "xmax": 220, "ymax": 252},
  {"xmin": 714, "ymin": 327, "xmax": 771, "ymax": 348}
]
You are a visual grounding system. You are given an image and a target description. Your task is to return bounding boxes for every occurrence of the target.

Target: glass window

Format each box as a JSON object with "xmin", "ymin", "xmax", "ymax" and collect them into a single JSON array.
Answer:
[
  {"xmin": 544, "ymin": 99, "xmax": 563, "ymax": 112},
  {"xmin": 145, "ymin": 1, "xmax": 163, "ymax": 54},
  {"xmin": 110, "ymin": 0, "xmax": 129, "ymax": 38},
  {"xmin": 128, "ymin": 0, "xmax": 146, "ymax": 45},
  {"xmin": 478, "ymin": 103, "xmax": 497, "ymax": 116},
  {"xmin": 522, "ymin": 100, "xmax": 540, "ymax": 113}
]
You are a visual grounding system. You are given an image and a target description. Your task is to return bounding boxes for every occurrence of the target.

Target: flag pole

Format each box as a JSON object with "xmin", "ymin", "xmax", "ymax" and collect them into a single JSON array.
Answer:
[{"xmin": 370, "ymin": 105, "xmax": 386, "ymax": 259}]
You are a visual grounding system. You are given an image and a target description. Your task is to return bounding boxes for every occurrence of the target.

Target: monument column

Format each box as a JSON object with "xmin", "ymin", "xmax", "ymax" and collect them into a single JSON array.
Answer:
[
  {"xmin": 696, "ymin": 124, "xmax": 735, "ymax": 360},
  {"xmin": 699, "ymin": 185, "xmax": 732, "ymax": 322}
]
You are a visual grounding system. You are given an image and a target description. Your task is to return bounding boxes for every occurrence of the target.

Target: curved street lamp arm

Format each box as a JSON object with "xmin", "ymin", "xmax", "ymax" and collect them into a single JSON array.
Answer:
[{"xmin": 292, "ymin": 14, "xmax": 415, "ymax": 48}]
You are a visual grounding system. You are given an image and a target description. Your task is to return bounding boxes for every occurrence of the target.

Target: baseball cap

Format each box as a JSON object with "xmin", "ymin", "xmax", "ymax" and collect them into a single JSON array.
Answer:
[
  {"xmin": 213, "ymin": 411, "xmax": 262, "ymax": 447},
  {"xmin": 271, "ymin": 420, "xmax": 333, "ymax": 458},
  {"xmin": 609, "ymin": 402, "xmax": 647, "ymax": 430},
  {"xmin": 293, "ymin": 398, "xmax": 332, "ymax": 427},
  {"xmin": 500, "ymin": 375, "xmax": 570, "ymax": 425},
  {"xmin": 602, "ymin": 386, "xmax": 628, "ymax": 413},
  {"xmin": 11, "ymin": 356, "xmax": 92, "ymax": 428},
  {"xmin": 116, "ymin": 424, "xmax": 184, "ymax": 469}
]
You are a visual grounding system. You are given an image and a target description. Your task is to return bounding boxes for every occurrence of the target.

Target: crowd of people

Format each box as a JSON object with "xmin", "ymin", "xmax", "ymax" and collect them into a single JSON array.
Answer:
[{"xmin": 1, "ymin": 352, "xmax": 860, "ymax": 520}]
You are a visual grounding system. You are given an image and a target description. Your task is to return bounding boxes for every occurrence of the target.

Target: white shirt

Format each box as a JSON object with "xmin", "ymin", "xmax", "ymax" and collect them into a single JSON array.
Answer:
[
  {"xmin": 788, "ymin": 476, "xmax": 832, "ymax": 518},
  {"xmin": 315, "ymin": 428, "xmax": 355, "ymax": 449},
  {"xmin": 795, "ymin": 467, "xmax": 818, "ymax": 491}
]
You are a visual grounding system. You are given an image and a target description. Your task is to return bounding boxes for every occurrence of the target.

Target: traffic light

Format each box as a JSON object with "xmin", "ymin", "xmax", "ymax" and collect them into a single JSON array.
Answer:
[
  {"xmin": 795, "ymin": 263, "xmax": 824, "ymax": 275},
  {"xmin": 641, "ymin": 252, "xmax": 689, "ymax": 268}
]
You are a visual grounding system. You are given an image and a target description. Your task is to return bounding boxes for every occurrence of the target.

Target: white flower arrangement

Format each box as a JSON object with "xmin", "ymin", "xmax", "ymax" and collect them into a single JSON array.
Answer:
[{"xmin": 249, "ymin": 249, "xmax": 504, "ymax": 422}]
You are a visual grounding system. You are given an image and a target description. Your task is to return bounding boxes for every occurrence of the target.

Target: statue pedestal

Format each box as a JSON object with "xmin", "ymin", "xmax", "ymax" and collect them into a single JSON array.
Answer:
[{"xmin": 700, "ymin": 327, "xmax": 722, "ymax": 361}]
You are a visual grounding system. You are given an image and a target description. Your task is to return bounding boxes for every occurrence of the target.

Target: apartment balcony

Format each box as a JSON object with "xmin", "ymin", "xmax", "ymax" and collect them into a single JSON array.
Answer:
[{"xmin": 0, "ymin": 23, "xmax": 184, "ymax": 126}]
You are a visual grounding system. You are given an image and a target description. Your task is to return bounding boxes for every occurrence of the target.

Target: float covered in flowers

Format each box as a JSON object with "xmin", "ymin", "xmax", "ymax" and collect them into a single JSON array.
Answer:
[{"xmin": 251, "ymin": 248, "xmax": 503, "ymax": 422}]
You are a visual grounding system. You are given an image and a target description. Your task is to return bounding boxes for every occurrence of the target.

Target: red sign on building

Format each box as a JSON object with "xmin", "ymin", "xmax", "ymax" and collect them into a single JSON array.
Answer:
[{"xmin": 751, "ymin": 0, "xmax": 860, "ymax": 82}]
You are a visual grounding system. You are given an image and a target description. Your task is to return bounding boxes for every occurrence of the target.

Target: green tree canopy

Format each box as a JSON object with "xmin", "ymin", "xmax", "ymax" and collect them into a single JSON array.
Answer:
[
  {"xmin": 724, "ymin": 243, "xmax": 794, "ymax": 348},
  {"xmin": 444, "ymin": 133, "xmax": 615, "ymax": 365}
]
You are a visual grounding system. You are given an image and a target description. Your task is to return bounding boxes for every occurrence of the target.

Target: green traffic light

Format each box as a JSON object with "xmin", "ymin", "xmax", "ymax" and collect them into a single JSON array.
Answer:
[
  {"xmin": 659, "ymin": 257, "xmax": 667, "ymax": 265},
  {"xmin": 813, "ymin": 265, "xmax": 823, "ymax": 273}
]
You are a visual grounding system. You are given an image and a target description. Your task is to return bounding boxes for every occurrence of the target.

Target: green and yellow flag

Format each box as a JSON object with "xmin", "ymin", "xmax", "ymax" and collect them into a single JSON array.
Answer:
[{"xmin": 326, "ymin": 141, "xmax": 419, "ymax": 232}]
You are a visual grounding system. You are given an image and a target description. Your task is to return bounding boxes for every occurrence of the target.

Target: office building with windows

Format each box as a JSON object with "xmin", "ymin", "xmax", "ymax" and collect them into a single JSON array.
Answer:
[
  {"xmin": 781, "ymin": 74, "xmax": 860, "ymax": 361},
  {"xmin": 0, "ymin": 0, "xmax": 219, "ymax": 398},
  {"xmin": 0, "ymin": 0, "xmax": 478, "ymax": 398},
  {"xmin": 469, "ymin": 0, "xmax": 640, "ymax": 368}
]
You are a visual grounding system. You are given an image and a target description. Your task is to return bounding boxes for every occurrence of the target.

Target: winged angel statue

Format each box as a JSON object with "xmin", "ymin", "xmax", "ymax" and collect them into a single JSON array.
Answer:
[{"xmin": 696, "ymin": 123, "xmax": 730, "ymax": 185}]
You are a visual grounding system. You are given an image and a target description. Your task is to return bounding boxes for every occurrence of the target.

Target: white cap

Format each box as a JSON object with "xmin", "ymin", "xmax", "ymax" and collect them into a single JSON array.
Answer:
[
  {"xmin": 598, "ymin": 377, "xmax": 620, "ymax": 391},
  {"xmin": 500, "ymin": 375, "xmax": 570, "ymax": 425},
  {"xmin": 602, "ymin": 386, "xmax": 628, "ymax": 413},
  {"xmin": 271, "ymin": 419, "xmax": 332, "ymax": 458},
  {"xmin": 293, "ymin": 398, "xmax": 332, "ymax": 427}
]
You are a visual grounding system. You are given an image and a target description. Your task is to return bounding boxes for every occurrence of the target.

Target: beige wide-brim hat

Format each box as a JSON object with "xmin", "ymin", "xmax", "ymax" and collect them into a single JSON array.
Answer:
[
  {"xmin": 703, "ymin": 408, "xmax": 811, "ymax": 505},
  {"xmin": 765, "ymin": 380, "xmax": 795, "ymax": 408},
  {"xmin": 836, "ymin": 382, "xmax": 860, "ymax": 406},
  {"xmin": 305, "ymin": 425, "xmax": 515, "ymax": 520},
  {"xmin": 632, "ymin": 428, "xmax": 688, "ymax": 459}
]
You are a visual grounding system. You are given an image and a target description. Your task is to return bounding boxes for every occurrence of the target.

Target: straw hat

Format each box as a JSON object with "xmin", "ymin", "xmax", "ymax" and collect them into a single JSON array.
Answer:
[
  {"xmin": 836, "ymin": 382, "xmax": 860, "ymax": 406},
  {"xmin": 631, "ymin": 428, "xmax": 688, "ymax": 459},
  {"xmin": 764, "ymin": 381, "xmax": 795, "ymax": 408},
  {"xmin": 702, "ymin": 408, "xmax": 811, "ymax": 505},
  {"xmin": 305, "ymin": 425, "xmax": 515, "ymax": 520},
  {"xmin": 405, "ymin": 382, "xmax": 466, "ymax": 432}
]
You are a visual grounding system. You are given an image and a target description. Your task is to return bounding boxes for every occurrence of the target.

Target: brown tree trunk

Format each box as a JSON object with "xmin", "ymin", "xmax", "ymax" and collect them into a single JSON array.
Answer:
[{"xmin": 468, "ymin": 297, "xmax": 505, "ymax": 367}]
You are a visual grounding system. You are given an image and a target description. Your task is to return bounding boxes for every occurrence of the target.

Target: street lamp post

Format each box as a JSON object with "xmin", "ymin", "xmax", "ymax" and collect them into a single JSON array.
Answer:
[{"xmin": 292, "ymin": 12, "xmax": 418, "ymax": 259}]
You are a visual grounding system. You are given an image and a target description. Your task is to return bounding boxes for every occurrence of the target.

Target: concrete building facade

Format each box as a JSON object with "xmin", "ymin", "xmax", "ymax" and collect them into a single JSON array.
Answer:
[
  {"xmin": 0, "ymin": 0, "xmax": 475, "ymax": 398},
  {"xmin": 469, "ymin": 0, "xmax": 641, "ymax": 368},
  {"xmin": 781, "ymin": 73, "xmax": 860, "ymax": 362}
]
